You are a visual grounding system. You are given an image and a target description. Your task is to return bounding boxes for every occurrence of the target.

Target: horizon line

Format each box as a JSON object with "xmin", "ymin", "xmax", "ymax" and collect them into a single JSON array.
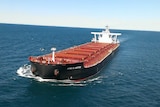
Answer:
[{"xmin": 0, "ymin": 22, "xmax": 159, "ymax": 32}]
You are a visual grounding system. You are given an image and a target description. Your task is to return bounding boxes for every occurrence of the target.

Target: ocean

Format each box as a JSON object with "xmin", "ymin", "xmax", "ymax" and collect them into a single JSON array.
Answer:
[{"xmin": 0, "ymin": 23, "xmax": 160, "ymax": 107}]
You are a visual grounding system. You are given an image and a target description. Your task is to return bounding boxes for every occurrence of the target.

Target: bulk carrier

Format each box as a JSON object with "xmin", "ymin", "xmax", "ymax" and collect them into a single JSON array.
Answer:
[{"xmin": 29, "ymin": 26, "xmax": 121, "ymax": 80}]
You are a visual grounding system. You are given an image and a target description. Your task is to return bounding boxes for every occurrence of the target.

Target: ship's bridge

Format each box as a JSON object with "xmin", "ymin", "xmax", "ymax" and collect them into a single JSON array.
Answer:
[{"xmin": 91, "ymin": 26, "xmax": 121, "ymax": 43}]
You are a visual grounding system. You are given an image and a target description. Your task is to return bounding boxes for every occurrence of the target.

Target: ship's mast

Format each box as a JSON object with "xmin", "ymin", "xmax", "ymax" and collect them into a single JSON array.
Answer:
[
  {"xmin": 105, "ymin": 25, "xmax": 110, "ymax": 33},
  {"xmin": 51, "ymin": 48, "xmax": 56, "ymax": 62}
]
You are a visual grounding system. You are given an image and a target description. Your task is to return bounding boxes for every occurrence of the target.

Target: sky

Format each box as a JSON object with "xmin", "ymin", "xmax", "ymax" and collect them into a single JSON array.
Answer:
[{"xmin": 0, "ymin": 0, "xmax": 160, "ymax": 31}]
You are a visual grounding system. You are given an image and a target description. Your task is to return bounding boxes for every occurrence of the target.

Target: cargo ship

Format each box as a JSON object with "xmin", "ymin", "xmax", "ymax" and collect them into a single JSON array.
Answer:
[{"xmin": 29, "ymin": 26, "xmax": 121, "ymax": 80}]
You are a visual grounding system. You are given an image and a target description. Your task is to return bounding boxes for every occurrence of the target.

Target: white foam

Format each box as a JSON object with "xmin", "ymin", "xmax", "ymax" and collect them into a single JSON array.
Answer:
[
  {"xmin": 17, "ymin": 64, "xmax": 35, "ymax": 78},
  {"xmin": 17, "ymin": 64, "xmax": 103, "ymax": 86},
  {"xmin": 39, "ymin": 48, "xmax": 45, "ymax": 52}
]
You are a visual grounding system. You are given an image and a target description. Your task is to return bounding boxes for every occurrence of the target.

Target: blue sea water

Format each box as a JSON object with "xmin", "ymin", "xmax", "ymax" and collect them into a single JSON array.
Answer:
[{"xmin": 0, "ymin": 23, "xmax": 160, "ymax": 107}]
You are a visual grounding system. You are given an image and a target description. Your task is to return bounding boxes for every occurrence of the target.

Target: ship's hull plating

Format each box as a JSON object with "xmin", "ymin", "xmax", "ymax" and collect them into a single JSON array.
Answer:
[{"xmin": 30, "ymin": 48, "xmax": 118, "ymax": 80}]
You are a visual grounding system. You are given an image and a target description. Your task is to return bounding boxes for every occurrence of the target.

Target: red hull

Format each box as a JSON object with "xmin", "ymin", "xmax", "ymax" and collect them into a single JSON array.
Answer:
[{"xmin": 29, "ymin": 42, "xmax": 119, "ymax": 68}]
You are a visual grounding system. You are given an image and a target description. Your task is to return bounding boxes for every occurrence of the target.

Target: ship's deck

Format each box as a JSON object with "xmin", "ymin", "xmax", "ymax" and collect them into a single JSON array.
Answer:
[{"xmin": 29, "ymin": 42, "xmax": 119, "ymax": 68}]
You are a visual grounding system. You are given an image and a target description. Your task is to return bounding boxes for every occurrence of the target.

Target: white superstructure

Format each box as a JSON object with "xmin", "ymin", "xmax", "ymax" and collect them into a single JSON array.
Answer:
[{"xmin": 91, "ymin": 26, "xmax": 121, "ymax": 43}]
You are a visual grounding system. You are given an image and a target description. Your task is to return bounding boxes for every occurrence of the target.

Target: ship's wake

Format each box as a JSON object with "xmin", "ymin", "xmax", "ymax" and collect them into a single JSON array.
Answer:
[
  {"xmin": 17, "ymin": 64, "xmax": 103, "ymax": 86},
  {"xmin": 119, "ymin": 37, "xmax": 128, "ymax": 43}
]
